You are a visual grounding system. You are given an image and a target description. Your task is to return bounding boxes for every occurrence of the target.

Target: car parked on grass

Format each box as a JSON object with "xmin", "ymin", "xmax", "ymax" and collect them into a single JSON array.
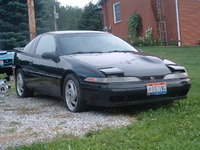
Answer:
[
  {"xmin": 14, "ymin": 31, "xmax": 191, "ymax": 112},
  {"xmin": 0, "ymin": 50, "xmax": 14, "ymax": 76}
]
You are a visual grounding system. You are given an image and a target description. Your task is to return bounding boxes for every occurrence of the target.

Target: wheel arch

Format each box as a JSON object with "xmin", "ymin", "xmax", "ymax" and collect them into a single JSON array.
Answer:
[
  {"xmin": 14, "ymin": 65, "xmax": 22, "ymax": 76},
  {"xmin": 60, "ymin": 70, "xmax": 79, "ymax": 96}
]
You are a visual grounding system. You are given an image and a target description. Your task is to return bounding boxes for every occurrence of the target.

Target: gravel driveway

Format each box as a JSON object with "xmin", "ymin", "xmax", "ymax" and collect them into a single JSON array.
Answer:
[{"xmin": 0, "ymin": 91, "xmax": 136, "ymax": 149}]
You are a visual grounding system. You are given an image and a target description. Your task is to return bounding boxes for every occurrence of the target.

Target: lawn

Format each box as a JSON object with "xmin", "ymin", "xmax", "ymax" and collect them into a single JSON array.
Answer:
[{"xmin": 8, "ymin": 46, "xmax": 200, "ymax": 150}]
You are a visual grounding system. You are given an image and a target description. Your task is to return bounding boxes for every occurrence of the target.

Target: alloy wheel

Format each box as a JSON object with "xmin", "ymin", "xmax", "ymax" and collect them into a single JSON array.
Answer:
[
  {"xmin": 16, "ymin": 72, "xmax": 24, "ymax": 96},
  {"xmin": 65, "ymin": 80, "xmax": 78, "ymax": 111}
]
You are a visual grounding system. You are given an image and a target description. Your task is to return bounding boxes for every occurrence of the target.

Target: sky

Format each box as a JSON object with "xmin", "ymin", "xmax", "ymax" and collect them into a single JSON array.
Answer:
[{"xmin": 57, "ymin": 0, "xmax": 99, "ymax": 8}]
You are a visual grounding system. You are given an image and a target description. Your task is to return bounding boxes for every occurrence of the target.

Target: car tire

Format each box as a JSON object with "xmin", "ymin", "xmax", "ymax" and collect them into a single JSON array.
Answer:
[
  {"xmin": 15, "ymin": 69, "xmax": 33, "ymax": 97},
  {"xmin": 63, "ymin": 74, "xmax": 86, "ymax": 112}
]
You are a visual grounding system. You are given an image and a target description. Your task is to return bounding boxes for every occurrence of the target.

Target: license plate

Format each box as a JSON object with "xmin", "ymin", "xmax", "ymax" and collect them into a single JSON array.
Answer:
[
  {"xmin": 146, "ymin": 82, "xmax": 167, "ymax": 95},
  {"xmin": 0, "ymin": 60, "xmax": 3, "ymax": 66}
]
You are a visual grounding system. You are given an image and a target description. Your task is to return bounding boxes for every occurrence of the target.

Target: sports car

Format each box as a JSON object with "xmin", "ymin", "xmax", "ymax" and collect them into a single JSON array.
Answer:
[{"xmin": 14, "ymin": 31, "xmax": 191, "ymax": 112}]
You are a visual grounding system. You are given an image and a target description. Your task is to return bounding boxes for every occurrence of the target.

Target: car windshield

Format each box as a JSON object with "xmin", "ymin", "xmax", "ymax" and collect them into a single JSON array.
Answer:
[{"xmin": 59, "ymin": 33, "xmax": 138, "ymax": 55}]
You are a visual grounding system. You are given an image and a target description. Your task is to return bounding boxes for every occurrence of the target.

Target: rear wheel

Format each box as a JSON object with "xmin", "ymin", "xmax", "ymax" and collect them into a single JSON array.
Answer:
[
  {"xmin": 63, "ymin": 74, "xmax": 86, "ymax": 112},
  {"xmin": 15, "ymin": 69, "xmax": 33, "ymax": 97}
]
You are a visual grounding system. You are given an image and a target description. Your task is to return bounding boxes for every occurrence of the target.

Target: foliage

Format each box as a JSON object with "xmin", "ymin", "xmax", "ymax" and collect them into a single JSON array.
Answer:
[
  {"xmin": 57, "ymin": 6, "xmax": 83, "ymax": 30},
  {"xmin": 0, "ymin": 0, "xmax": 92, "ymax": 50},
  {"xmin": 128, "ymin": 14, "xmax": 167, "ymax": 46},
  {"xmin": 34, "ymin": 0, "xmax": 55, "ymax": 34},
  {"xmin": 78, "ymin": 3, "xmax": 102, "ymax": 31},
  {"xmin": 128, "ymin": 14, "xmax": 142, "ymax": 40},
  {"xmin": 131, "ymin": 28, "xmax": 166, "ymax": 46},
  {"xmin": 7, "ymin": 46, "xmax": 200, "ymax": 150},
  {"xmin": 0, "ymin": 0, "xmax": 57, "ymax": 50},
  {"xmin": 0, "ymin": 0, "xmax": 29, "ymax": 50}
]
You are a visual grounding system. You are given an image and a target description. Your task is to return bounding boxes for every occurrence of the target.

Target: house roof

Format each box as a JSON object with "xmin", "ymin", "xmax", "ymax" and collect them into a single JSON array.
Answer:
[{"xmin": 96, "ymin": 0, "xmax": 105, "ymax": 6}]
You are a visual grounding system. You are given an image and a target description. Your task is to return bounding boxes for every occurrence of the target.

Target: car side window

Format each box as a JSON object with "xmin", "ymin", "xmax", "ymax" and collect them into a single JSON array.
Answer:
[
  {"xmin": 24, "ymin": 39, "xmax": 34, "ymax": 53},
  {"xmin": 24, "ymin": 36, "xmax": 41, "ymax": 54},
  {"xmin": 35, "ymin": 35, "xmax": 56, "ymax": 56}
]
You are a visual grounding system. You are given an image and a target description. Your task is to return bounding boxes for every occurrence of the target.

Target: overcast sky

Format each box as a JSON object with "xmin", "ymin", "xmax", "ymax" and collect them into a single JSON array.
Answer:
[{"xmin": 57, "ymin": 0, "xmax": 99, "ymax": 8}]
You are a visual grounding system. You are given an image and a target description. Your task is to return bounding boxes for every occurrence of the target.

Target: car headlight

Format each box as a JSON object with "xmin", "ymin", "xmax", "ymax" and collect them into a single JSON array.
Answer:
[
  {"xmin": 84, "ymin": 77, "xmax": 141, "ymax": 83},
  {"xmin": 164, "ymin": 72, "xmax": 188, "ymax": 80}
]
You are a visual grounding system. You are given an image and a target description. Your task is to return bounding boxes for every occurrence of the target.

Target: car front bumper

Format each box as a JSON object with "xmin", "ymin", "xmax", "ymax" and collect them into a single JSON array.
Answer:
[
  {"xmin": 80, "ymin": 78, "xmax": 191, "ymax": 107},
  {"xmin": 0, "ymin": 66, "xmax": 13, "ymax": 75}
]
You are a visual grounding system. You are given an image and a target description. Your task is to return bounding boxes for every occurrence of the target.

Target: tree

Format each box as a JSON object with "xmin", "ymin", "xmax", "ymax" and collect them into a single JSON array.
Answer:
[
  {"xmin": 0, "ymin": 0, "xmax": 29, "ymax": 49},
  {"xmin": 34, "ymin": 0, "xmax": 55, "ymax": 34},
  {"xmin": 57, "ymin": 6, "xmax": 83, "ymax": 30},
  {"xmin": 0, "ymin": 0, "xmax": 100, "ymax": 50},
  {"xmin": 0, "ymin": 0, "xmax": 55, "ymax": 50},
  {"xmin": 78, "ymin": 3, "xmax": 102, "ymax": 31}
]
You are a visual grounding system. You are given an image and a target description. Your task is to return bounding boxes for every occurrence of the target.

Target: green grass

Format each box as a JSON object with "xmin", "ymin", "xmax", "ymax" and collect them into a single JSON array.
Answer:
[
  {"xmin": 0, "ymin": 73, "xmax": 7, "ymax": 79},
  {"xmin": 7, "ymin": 46, "xmax": 200, "ymax": 150}
]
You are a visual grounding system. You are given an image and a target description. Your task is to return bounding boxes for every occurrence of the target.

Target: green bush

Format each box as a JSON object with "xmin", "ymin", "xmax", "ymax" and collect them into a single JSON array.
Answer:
[
  {"xmin": 128, "ymin": 14, "xmax": 142, "ymax": 40},
  {"xmin": 130, "ymin": 27, "xmax": 166, "ymax": 47},
  {"xmin": 128, "ymin": 13, "xmax": 167, "ymax": 46}
]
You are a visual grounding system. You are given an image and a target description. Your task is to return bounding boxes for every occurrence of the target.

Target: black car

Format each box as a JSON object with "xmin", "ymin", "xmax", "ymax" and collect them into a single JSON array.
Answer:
[{"xmin": 14, "ymin": 31, "xmax": 191, "ymax": 112}]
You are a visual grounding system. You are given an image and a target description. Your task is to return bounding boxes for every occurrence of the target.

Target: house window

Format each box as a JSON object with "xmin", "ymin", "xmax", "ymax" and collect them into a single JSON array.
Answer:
[{"xmin": 113, "ymin": 2, "xmax": 121, "ymax": 23}]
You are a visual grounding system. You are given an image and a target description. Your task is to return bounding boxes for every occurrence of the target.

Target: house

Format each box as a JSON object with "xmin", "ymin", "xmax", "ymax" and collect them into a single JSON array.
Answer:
[{"xmin": 97, "ymin": 0, "xmax": 200, "ymax": 46}]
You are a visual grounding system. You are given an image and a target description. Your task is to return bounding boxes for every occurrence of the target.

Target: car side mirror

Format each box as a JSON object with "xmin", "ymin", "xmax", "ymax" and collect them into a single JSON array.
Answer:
[{"xmin": 41, "ymin": 52, "xmax": 59, "ymax": 62}]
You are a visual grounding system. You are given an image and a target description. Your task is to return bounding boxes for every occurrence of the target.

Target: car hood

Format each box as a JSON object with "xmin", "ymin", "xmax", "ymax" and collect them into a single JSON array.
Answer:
[
  {"xmin": 69, "ymin": 52, "xmax": 172, "ymax": 76},
  {"xmin": 0, "ymin": 51, "xmax": 14, "ymax": 60}
]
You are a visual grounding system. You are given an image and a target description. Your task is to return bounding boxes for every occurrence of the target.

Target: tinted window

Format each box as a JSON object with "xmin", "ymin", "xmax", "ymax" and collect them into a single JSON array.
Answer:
[
  {"xmin": 59, "ymin": 33, "xmax": 138, "ymax": 55},
  {"xmin": 24, "ymin": 36, "xmax": 41, "ymax": 54},
  {"xmin": 35, "ymin": 35, "xmax": 56, "ymax": 55},
  {"xmin": 24, "ymin": 39, "xmax": 34, "ymax": 53}
]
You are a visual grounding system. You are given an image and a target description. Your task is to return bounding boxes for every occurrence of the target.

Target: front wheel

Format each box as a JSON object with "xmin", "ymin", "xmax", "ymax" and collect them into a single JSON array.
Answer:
[
  {"xmin": 15, "ymin": 69, "xmax": 33, "ymax": 97},
  {"xmin": 63, "ymin": 74, "xmax": 86, "ymax": 112}
]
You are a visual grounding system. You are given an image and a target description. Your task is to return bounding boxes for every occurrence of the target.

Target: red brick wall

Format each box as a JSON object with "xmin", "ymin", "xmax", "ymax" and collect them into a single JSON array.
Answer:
[
  {"xmin": 179, "ymin": 0, "xmax": 200, "ymax": 46},
  {"xmin": 101, "ymin": 0, "xmax": 200, "ymax": 46},
  {"xmin": 163, "ymin": 0, "xmax": 178, "ymax": 43},
  {"xmin": 102, "ymin": 0, "xmax": 159, "ymax": 41}
]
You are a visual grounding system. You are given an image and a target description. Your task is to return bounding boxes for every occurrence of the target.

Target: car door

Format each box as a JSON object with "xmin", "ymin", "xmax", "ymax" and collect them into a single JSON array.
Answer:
[
  {"xmin": 31, "ymin": 34, "xmax": 60, "ymax": 97},
  {"xmin": 20, "ymin": 36, "xmax": 40, "ymax": 88}
]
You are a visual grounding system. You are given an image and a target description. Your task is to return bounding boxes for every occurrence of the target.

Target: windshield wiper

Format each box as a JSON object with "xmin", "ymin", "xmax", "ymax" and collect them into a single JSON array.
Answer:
[
  {"xmin": 86, "ymin": 51, "xmax": 103, "ymax": 54},
  {"xmin": 70, "ymin": 52, "xmax": 86, "ymax": 55},
  {"xmin": 71, "ymin": 51, "xmax": 103, "ymax": 54},
  {"xmin": 70, "ymin": 50, "xmax": 135, "ymax": 55},
  {"xmin": 108, "ymin": 50, "xmax": 135, "ymax": 53}
]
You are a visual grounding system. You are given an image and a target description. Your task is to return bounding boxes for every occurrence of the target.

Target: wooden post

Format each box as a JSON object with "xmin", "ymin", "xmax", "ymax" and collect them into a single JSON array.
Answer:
[{"xmin": 27, "ymin": 0, "xmax": 36, "ymax": 40}]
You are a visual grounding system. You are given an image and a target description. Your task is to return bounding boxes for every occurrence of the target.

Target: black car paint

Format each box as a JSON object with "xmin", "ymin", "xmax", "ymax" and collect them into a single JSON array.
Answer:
[
  {"xmin": 15, "ymin": 34, "xmax": 105, "ymax": 97},
  {"xmin": 80, "ymin": 77, "xmax": 190, "ymax": 106},
  {"xmin": 14, "ymin": 31, "xmax": 191, "ymax": 107},
  {"xmin": 70, "ymin": 52, "xmax": 172, "ymax": 77}
]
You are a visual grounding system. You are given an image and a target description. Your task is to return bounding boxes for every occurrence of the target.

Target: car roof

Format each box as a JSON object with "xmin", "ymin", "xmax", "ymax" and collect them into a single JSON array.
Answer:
[{"xmin": 48, "ymin": 30, "xmax": 107, "ymax": 35}]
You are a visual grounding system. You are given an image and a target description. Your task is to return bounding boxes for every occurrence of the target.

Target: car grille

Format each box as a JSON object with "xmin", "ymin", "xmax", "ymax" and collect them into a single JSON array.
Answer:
[
  {"xmin": 139, "ymin": 75, "xmax": 164, "ymax": 80},
  {"xmin": 109, "ymin": 91, "xmax": 179, "ymax": 103}
]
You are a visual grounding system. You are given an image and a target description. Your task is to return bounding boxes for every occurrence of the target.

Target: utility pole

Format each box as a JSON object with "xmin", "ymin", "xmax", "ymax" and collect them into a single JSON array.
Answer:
[{"xmin": 27, "ymin": 0, "xmax": 36, "ymax": 40}]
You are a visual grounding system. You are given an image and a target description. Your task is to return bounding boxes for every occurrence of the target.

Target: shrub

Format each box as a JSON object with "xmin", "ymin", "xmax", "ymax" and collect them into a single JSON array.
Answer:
[
  {"xmin": 128, "ymin": 14, "xmax": 142, "ymax": 41},
  {"xmin": 128, "ymin": 13, "xmax": 167, "ymax": 46}
]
